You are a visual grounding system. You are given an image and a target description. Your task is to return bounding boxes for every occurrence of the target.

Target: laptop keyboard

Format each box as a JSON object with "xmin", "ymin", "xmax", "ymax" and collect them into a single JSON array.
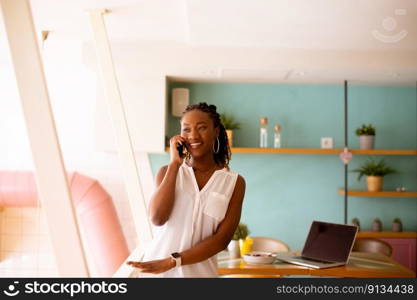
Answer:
[{"xmin": 293, "ymin": 256, "xmax": 334, "ymax": 264}]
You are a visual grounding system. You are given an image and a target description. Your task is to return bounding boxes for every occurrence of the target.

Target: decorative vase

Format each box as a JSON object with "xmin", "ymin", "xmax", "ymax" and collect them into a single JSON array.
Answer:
[
  {"xmin": 227, "ymin": 240, "xmax": 240, "ymax": 258},
  {"xmin": 226, "ymin": 130, "xmax": 233, "ymax": 147},
  {"xmin": 392, "ymin": 221, "xmax": 403, "ymax": 232},
  {"xmin": 366, "ymin": 176, "xmax": 383, "ymax": 192},
  {"xmin": 372, "ymin": 219, "xmax": 383, "ymax": 232},
  {"xmin": 359, "ymin": 135, "xmax": 375, "ymax": 149}
]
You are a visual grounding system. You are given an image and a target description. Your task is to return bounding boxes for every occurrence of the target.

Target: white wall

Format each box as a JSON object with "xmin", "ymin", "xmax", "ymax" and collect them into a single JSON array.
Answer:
[{"xmin": 0, "ymin": 60, "xmax": 34, "ymax": 171}]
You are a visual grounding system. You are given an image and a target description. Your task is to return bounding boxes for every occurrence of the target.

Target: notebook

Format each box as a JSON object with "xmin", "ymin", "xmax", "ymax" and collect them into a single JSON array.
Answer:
[{"xmin": 275, "ymin": 221, "xmax": 358, "ymax": 269}]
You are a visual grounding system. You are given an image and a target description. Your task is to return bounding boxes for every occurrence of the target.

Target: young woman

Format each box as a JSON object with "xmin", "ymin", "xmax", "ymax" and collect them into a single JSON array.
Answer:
[{"xmin": 127, "ymin": 102, "xmax": 246, "ymax": 277}]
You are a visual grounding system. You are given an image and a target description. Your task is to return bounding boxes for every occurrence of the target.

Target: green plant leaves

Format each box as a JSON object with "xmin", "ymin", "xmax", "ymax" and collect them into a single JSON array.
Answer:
[
  {"xmin": 220, "ymin": 113, "xmax": 241, "ymax": 130},
  {"xmin": 233, "ymin": 223, "xmax": 249, "ymax": 240},
  {"xmin": 355, "ymin": 124, "xmax": 376, "ymax": 136},
  {"xmin": 351, "ymin": 157, "xmax": 397, "ymax": 181}
]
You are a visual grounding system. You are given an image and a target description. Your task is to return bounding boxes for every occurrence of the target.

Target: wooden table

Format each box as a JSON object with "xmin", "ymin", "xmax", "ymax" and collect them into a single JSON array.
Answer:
[{"xmin": 218, "ymin": 251, "xmax": 416, "ymax": 278}]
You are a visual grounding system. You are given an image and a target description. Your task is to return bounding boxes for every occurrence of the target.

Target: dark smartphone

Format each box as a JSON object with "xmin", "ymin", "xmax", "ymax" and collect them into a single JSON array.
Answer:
[{"xmin": 177, "ymin": 143, "xmax": 185, "ymax": 158}]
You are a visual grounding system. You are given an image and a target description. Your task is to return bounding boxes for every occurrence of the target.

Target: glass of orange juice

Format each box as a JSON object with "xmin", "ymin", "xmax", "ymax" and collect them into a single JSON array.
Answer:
[{"xmin": 239, "ymin": 237, "xmax": 253, "ymax": 257}]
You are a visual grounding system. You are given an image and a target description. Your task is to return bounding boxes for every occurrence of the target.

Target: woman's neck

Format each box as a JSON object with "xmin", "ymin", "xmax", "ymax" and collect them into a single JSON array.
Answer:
[{"xmin": 187, "ymin": 156, "xmax": 220, "ymax": 171}]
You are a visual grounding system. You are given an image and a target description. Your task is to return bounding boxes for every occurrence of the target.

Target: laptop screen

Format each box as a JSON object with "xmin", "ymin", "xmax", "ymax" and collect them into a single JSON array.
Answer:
[{"xmin": 301, "ymin": 221, "xmax": 358, "ymax": 263}]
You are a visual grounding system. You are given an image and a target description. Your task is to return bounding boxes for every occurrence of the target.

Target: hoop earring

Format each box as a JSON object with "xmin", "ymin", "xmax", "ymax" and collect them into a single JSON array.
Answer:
[{"xmin": 213, "ymin": 137, "xmax": 220, "ymax": 154}]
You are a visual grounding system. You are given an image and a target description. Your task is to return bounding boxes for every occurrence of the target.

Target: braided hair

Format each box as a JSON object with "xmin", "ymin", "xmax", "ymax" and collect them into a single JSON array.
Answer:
[{"xmin": 181, "ymin": 102, "xmax": 231, "ymax": 170}]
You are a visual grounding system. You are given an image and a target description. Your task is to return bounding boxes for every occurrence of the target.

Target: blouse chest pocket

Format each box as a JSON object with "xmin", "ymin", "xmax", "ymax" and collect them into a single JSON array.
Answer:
[{"xmin": 203, "ymin": 191, "xmax": 230, "ymax": 221}]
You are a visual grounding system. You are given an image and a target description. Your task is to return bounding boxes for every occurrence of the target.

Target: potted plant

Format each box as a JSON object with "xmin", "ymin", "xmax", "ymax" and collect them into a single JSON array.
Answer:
[
  {"xmin": 355, "ymin": 124, "xmax": 376, "ymax": 149},
  {"xmin": 352, "ymin": 158, "xmax": 397, "ymax": 192},
  {"xmin": 351, "ymin": 217, "xmax": 361, "ymax": 232},
  {"xmin": 372, "ymin": 218, "xmax": 383, "ymax": 232},
  {"xmin": 392, "ymin": 218, "xmax": 403, "ymax": 232},
  {"xmin": 227, "ymin": 223, "xmax": 249, "ymax": 258},
  {"xmin": 220, "ymin": 113, "xmax": 241, "ymax": 147}
]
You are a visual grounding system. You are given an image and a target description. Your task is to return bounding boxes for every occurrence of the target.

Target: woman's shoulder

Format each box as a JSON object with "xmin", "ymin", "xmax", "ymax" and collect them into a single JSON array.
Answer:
[
  {"xmin": 235, "ymin": 174, "xmax": 246, "ymax": 188},
  {"xmin": 154, "ymin": 165, "xmax": 169, "ymax": 186},
  {"xmin": 157, "ymin": 164, "xmax": 169, "ymax": 175},
  {"xmin": 157, "ymin": 161, "xmax": 187, "ymax": 172},
  {"xmin": 156, "ymin": 162, "xmax": 189, "ymax": 176},
  {"xmin": 222, "ymin": 167, "xmax": 245, "ymax": 185},
  {"xmin": 227, "ymin": 172, "xmax": 246, "ymax": 201}
]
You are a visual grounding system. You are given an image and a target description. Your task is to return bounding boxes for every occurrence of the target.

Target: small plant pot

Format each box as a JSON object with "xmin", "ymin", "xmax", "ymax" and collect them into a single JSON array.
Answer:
[
  {"xmin": 392, "ymin": 222, "xmax": 403, "ymax": 232},
  {"xmin": 372, "ymin": 220, "xmax": 383, "ymax": 232},
  {"xmin": 226, "ymin": 130, "xmax": 233, "ymax": 147},
  {"xmin": 359, "ymin": 135, "xmax": 375, "ymax": 150},
  {"xmin": 366, "ymin": 176, "xmax": 383, "ymax": 192},
  {"xmin": 227, "ymin": 240, "xmax": 240, "ymax": 258},
  {"xmin": 351, "ymin": 219, "xmax": 361, "ymax": 232}
]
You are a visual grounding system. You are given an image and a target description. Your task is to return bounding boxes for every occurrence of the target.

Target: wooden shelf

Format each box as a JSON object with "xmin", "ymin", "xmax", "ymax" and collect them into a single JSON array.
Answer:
[
  {"xmin": 338, "ymin": 189, "xmax": 417, "ymax": 198},
  {"xmin": 350, "ymin": 149, "xmax": 417, "ymax": 155},
  {"xmin": 230, "ymin": 148, "xmax": 341, "ymax": 154},
  {"xmin": 232, "ymin": 148, "xmax": 417, "ymax": 155},
  {"xmin": 357, "ymin": 232, "xmax": 417, "ymax": 239},
  {"xmin": 165, "ymin": 147, "xmax": 417, "ymax": 155}
]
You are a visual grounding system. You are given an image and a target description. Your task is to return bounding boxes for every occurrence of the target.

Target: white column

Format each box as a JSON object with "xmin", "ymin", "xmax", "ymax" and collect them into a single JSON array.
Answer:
[
  {"xmin": 136, "ymin": 152, "xmax": 156, "ymax": 208},
  {"xmin": 0, "ymin": 0, "xmax": 88, "ymax": 276},
  {"xmin": 87, "ymin": 10, "xmax": 153, "ymax": 249}
]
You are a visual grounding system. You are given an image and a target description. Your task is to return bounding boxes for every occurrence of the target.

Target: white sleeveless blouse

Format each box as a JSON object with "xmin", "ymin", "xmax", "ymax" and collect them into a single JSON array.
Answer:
[{"xmin": 140, "ymin": 161, "xmax": 239, "ymax": 277}]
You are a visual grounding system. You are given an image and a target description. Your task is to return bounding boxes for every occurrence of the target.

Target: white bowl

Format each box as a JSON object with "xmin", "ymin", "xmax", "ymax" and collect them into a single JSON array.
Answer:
[{"xmin": 243, "ymin": 251, "xmax": 276, "ymax": 265}]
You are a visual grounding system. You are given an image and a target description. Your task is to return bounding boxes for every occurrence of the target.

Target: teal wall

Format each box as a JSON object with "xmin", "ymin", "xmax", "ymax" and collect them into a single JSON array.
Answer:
[{"xmin": 148, "ymin": 81, "xmax": 417, "ymax": 250}]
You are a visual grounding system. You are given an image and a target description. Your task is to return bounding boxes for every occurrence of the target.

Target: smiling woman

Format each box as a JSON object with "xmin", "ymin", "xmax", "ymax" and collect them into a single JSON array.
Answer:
[{"xmin": 127, "ymin": 102, "xmax": 246, "ymax": 277}]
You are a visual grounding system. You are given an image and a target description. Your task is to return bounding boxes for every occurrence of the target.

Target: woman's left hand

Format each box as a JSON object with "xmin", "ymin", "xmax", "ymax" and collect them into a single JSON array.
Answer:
[{"xmin": 126, "ymin": 257, "xmax": 174, "ymax": 274}]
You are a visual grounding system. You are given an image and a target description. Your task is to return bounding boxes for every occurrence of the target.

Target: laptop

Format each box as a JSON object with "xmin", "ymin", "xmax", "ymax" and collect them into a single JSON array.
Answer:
[{"xmin": 275, "ymin": 221, "xmax": 358, "ymax": 269}]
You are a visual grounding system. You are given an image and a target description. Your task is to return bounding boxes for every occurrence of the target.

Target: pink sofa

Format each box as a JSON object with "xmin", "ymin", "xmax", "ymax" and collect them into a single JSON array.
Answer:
[{"xmin": 0, "ymin": 171, "xmax": 129, "ymax": 277}]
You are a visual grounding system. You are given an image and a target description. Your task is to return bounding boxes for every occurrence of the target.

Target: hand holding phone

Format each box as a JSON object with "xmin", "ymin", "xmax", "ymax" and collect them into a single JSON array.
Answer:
[
  {"xmin": 177, "ymin": 143, "xmax": 185, "ymax": 158},
  {"xmin": 169, "ymin": 136, "xmax": 186, "ymax": 165}
]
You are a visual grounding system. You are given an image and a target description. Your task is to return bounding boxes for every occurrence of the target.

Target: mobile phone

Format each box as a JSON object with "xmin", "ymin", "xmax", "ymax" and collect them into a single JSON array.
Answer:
[{"xmin": 177, "ymin": 143, "xmax": 185, "ymax": 158}]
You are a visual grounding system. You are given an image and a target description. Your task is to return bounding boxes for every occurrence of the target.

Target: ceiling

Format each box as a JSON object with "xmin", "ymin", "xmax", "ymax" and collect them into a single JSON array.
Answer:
[{"xmin": 1, "ymin": 0, "xmax": 417, "ymax": 84}]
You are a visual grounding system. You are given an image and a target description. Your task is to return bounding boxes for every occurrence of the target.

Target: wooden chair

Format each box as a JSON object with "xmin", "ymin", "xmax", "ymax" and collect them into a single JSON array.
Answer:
[
  {"xmin": 251, "ymin": 237, "xmax": 290, "ymax": 253},
  {"xmin": 353, "ymin": 238, "xmax": 393, "ymax": 257}
]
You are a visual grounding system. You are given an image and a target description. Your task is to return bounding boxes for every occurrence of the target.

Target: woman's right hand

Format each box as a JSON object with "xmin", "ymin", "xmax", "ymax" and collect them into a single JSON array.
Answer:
[{"xmin": 169, "ymin": 135, "xmax": 187, "ymax": 166}]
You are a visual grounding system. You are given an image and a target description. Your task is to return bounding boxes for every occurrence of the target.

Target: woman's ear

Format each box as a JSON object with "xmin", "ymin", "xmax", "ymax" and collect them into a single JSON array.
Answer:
[{"xmin": 215, "ymin": 127, "xmax": 220, "ymax": 137}]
